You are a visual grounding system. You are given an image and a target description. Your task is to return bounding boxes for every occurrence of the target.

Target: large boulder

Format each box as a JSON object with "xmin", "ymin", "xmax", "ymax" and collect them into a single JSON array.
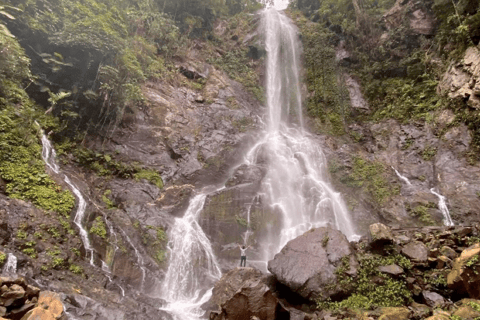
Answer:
[
  {"xmin": 206, "ymin": 268, "xmax": 288, "ymax": 320},
  {"xmin": 401, "ymin": 241, "xmax": 429, "ymax": 262},
  {"xmin": 447, "ymin": 244, "xmax": 480, "ymax": 298},
  {"xmin": 267, "ymin": 227, "xmax": 358, "ymax": 301}
]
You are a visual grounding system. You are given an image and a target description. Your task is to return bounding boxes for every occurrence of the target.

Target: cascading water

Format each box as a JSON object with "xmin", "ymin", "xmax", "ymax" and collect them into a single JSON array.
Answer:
[
  {"xmin": 430, "ymin": 188, "xmax": 454, "ymax": 226},
  {"xmin": 392, "ymin": 166, "xmax": 454, "ymax": 226},
  {"xmin": 38, "ymin": 128, "xmax": 95, "ymax": 265},
  {"xmin": 161, "ymin": 193, "xmax": 222, "ymax": 320},
  {"xmin": 249, "ymin": 9, "xmax": 359, "ymax": 259},
  {"xmin": 392, "ymin": 167, "xmax": 412, "ymax": 186},
  {"xmin": 3, "ymin": 253, "xmax": 17, "ymax": 274}
]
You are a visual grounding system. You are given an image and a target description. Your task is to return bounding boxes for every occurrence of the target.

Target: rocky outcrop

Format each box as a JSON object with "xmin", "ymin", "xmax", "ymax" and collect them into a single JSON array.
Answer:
[
  {"xmin": 206, "ymin": 268, "xmax": 289, "ymax": 320},
  {"xmin": 383, "ymin": 0, "xmax": 435, "ymax": 35},
  {"xmin": 447, "ymin": 243, "xmax": 480, "ymax": 298},
  {"xmin": 439, "ymin": 46, "xmax": 480, "ymax": 110},
  {"xmin": 0, "ymin": 276, "xmax": 65, "ymax": 320},
  {"xmin": 267, "ymin": 227, "xmax": 358, "ymax": 301}
]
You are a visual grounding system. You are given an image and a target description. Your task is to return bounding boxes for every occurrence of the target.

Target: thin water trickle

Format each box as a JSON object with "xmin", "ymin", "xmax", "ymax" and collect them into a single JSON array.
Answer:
[
  {"xmin": 430, "ymin": 188, "xmax": 454, "ymax": 226},
  {"xmin": 38, "ymin": 128, "xmax": 95, "ymax": 266},
  {"xmin": 392, "ymin": 167, "xmax": 412, "ymax": 186},
  {"xmin": 121, "ymin": 230, "xmax": 147, "ymax": 291}
]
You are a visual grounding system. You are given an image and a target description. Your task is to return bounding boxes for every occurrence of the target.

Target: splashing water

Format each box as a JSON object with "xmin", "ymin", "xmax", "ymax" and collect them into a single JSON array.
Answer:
[
  {"xmin": 3, "ymin": 253, "xmax": 17, "ymax": 274},
  {"xmin": 430, "ymin": 188, "xmax": 454, "ymax": 226},
  {"xmin": 161, "ymin": 194, "xmax": 222, "ymax": 320},
  {"xmin": 248, "ymin": 9, "xmax": 359, "ymax": 259},
  {"xmin": 38, "ymin": 127, "xmax": 94, "ymax": 265}
]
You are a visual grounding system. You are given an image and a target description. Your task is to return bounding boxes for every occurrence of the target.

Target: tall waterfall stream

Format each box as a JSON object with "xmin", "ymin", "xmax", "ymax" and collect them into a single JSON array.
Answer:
[{"xmin": 161, "ymin": 8, "xmax": 359, "ymax": 319}]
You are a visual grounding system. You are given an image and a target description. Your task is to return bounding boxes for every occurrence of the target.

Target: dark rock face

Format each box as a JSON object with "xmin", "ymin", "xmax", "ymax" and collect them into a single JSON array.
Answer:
[
  {"xmin": 422, "ymin": 291, "xmax": 446, "ymax": 308},
  {"xmin": 206, "ymin": 268, "xmax": 288, "ymax": 320},
  {"xmin": 401, "ymin": 241, "xmax": 429, "ymax": 262},
  {"xmin": 267, "ymin": 227, "xmax": 358, "ymax": 301}
]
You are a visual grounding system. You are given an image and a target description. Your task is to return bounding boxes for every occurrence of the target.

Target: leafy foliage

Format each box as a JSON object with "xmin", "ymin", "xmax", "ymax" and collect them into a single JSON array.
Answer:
[{"xmin": 319, "ymin": 254, "xmax": 412, "ymax": 310}]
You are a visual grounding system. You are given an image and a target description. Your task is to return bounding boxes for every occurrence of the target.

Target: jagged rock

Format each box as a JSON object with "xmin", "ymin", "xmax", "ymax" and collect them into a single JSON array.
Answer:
[
  {"xmin": 447, "ymin": 243, "xmax": 480, "ymax": 298},
  {"xmin": 439, "ymin": 47, "xmax": 480, "ymax": 110},
  {"xmin": 401, "ymin": 241, "xmax": 429, "ymax": 262},
  {"xmin": 369, "ymin": 223, "xmax": 393, "ymax": 242},
  {"xmin": 37, "ymin": 292, "xmax": 64, "ymax": 319},
  {"xmin": 453, "ymin": 302, "xmax": 480, "ymax": 319},
  {"xmin": 425, "ymin": 310, "xmax": 451, "ymax": 320},
  {"xmin": 369, "ymin": 223, "xmax": 394, "ymax": 252},
  {"xmin": 395, "ymin": 235, "xmax": 411, "ymax": 244},
  {"xmin": 422, "ymin": 291, "xmax": 446, "ymax": 308},
  {"xmin": 1, "ymin": 284, "xmax": 26, "ymax": 307},
  {"xmin": 436, "ymin": 255, "xmax": 452, "ymax": 269},
  {"xmin": 9, "ymin": 303, "xmax": 35, "ymax": 320},
  {"xmin": 195, "ymin": 95, "xmax": 205, "ymax": 103},
  {"xmin": 378, "ymin": 307, "xmax": 410, "ymax": 320},
  {"xmin": 378, "ymin": 264, "xmax": 404, "ymax": 276},
  {"xmin": 440, "ymin": 246, "xmax": 457, "ymax": 260},
  {"xmin": 206, "ymin": 267, "xmax": 288, "ymax": 320},
  {"xmin": 268, "ymin": 227, "xmax": 358, "ymax": 301},
  {"xmin": 383, "ymin": 0, "xmax": 435, "ymax": 35},
  {"xmin": 409, "ymin": 302, "xmax": 431, "ymax": 319}
]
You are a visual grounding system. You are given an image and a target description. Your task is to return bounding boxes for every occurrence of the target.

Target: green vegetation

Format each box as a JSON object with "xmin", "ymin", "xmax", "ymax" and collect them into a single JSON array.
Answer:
[
  {"xmin": 422, "ymin": 145, "xmax": 438, "ymax": 161},
  {"xmin": 90, "ymin": 216, "xmax": 107, "ymax": 239},
  {"xmin": 346, "ymin": 156, "xmax": 399, "ymax": 204},
  {"xmin": 322, "ymin": 234, "xmax": 329, "ymax": 247},
  {"xmin": 410, "ymin": 204, "xmax": 435, "ymax": 225},
  {"xmin": 319, "ymin": 254, "xmax": 412, "ymax": 310},
  {"xmin": 134, "ymin": 169, "xmax": 163, "ymax": 189},
  {"xmin": 235, "ymin": 215, "xmax": 248, "ymax": 227},
  {"xmin": 0, "ymin": 253, "xmax": 5, "ymax": 264},
  {"xmin": 69, "ymin": 264, "xmax": 83, "ymax": 275},
  {"xmin": 102, "ymin": 190, "xmax": 116, "ymax": 209},
  {"xmin": 206, "ymin": 13, "xmax": 264, "ymax": 102}
]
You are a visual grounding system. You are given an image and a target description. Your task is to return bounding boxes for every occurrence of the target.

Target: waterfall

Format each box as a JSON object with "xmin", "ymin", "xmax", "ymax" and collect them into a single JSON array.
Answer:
[
  {"xmin": 253, "ymin": 9, "xmax": 359, "ymax": 258},
  {"xmin": 161, "ymin": 194, "xmax": 222, "ymax": 320},
  {"xmin": 3, "ymin": 253, "xmax": 17, "ymax": 274},
  {"xmin": 430, "ymin": 188, "xmax": 454, "ymax": 226},
  {"xmin": 38, "ymin": 127, "xmax": 94, "ymax": 265}
]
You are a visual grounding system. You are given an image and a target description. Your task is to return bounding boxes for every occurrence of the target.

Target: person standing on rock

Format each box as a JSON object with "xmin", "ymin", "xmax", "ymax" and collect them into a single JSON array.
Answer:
[{"xmin": 238, "ymin": 244, "xmax": 250, "ymax": 267}]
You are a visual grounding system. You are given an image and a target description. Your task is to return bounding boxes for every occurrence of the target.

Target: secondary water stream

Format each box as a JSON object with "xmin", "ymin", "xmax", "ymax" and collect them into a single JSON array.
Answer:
[
  {"xmin": 393, "ymin": 166, "xmax": 454, "ymax": 226},
  {"xmin": 161, "ymin": 193, "xmax": 222, "ymax": 320},
  {"xmin": 38, "ymin": 128, "xmax": 95, "ymax": 265}
]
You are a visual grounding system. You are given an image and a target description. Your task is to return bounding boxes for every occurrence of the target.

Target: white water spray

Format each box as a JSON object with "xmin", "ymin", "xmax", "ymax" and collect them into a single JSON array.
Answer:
[
  {"xmin": 251, "ymin": 9, "xmax": 359, "ymax": 258},
  {"xmin": 38, "ymin": 127, "xmax": 94, "ymax": 265},
  {"xmin": 430, "ymin": 188, "xmax": 454, "ymax": 226},
  {"xmin": 3, "ymin": 253, "xmax": 17, "ymax": 274},
  {"xmin": 392, "ymin": 167, "xmax": 412, "ymax": 186},
  {"xmin": 161, "ymin": 194, "xmax": 222, "ymax": 320}
]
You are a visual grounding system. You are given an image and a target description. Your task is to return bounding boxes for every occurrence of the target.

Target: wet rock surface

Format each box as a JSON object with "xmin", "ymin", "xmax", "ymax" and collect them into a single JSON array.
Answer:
[
  {"xmin": 267, "ymin": 227, "xmax": 358, "ymax": 301},
  {"xmin": 206, "ymin": 268, "xmax": 289, "ymax": 320}
]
